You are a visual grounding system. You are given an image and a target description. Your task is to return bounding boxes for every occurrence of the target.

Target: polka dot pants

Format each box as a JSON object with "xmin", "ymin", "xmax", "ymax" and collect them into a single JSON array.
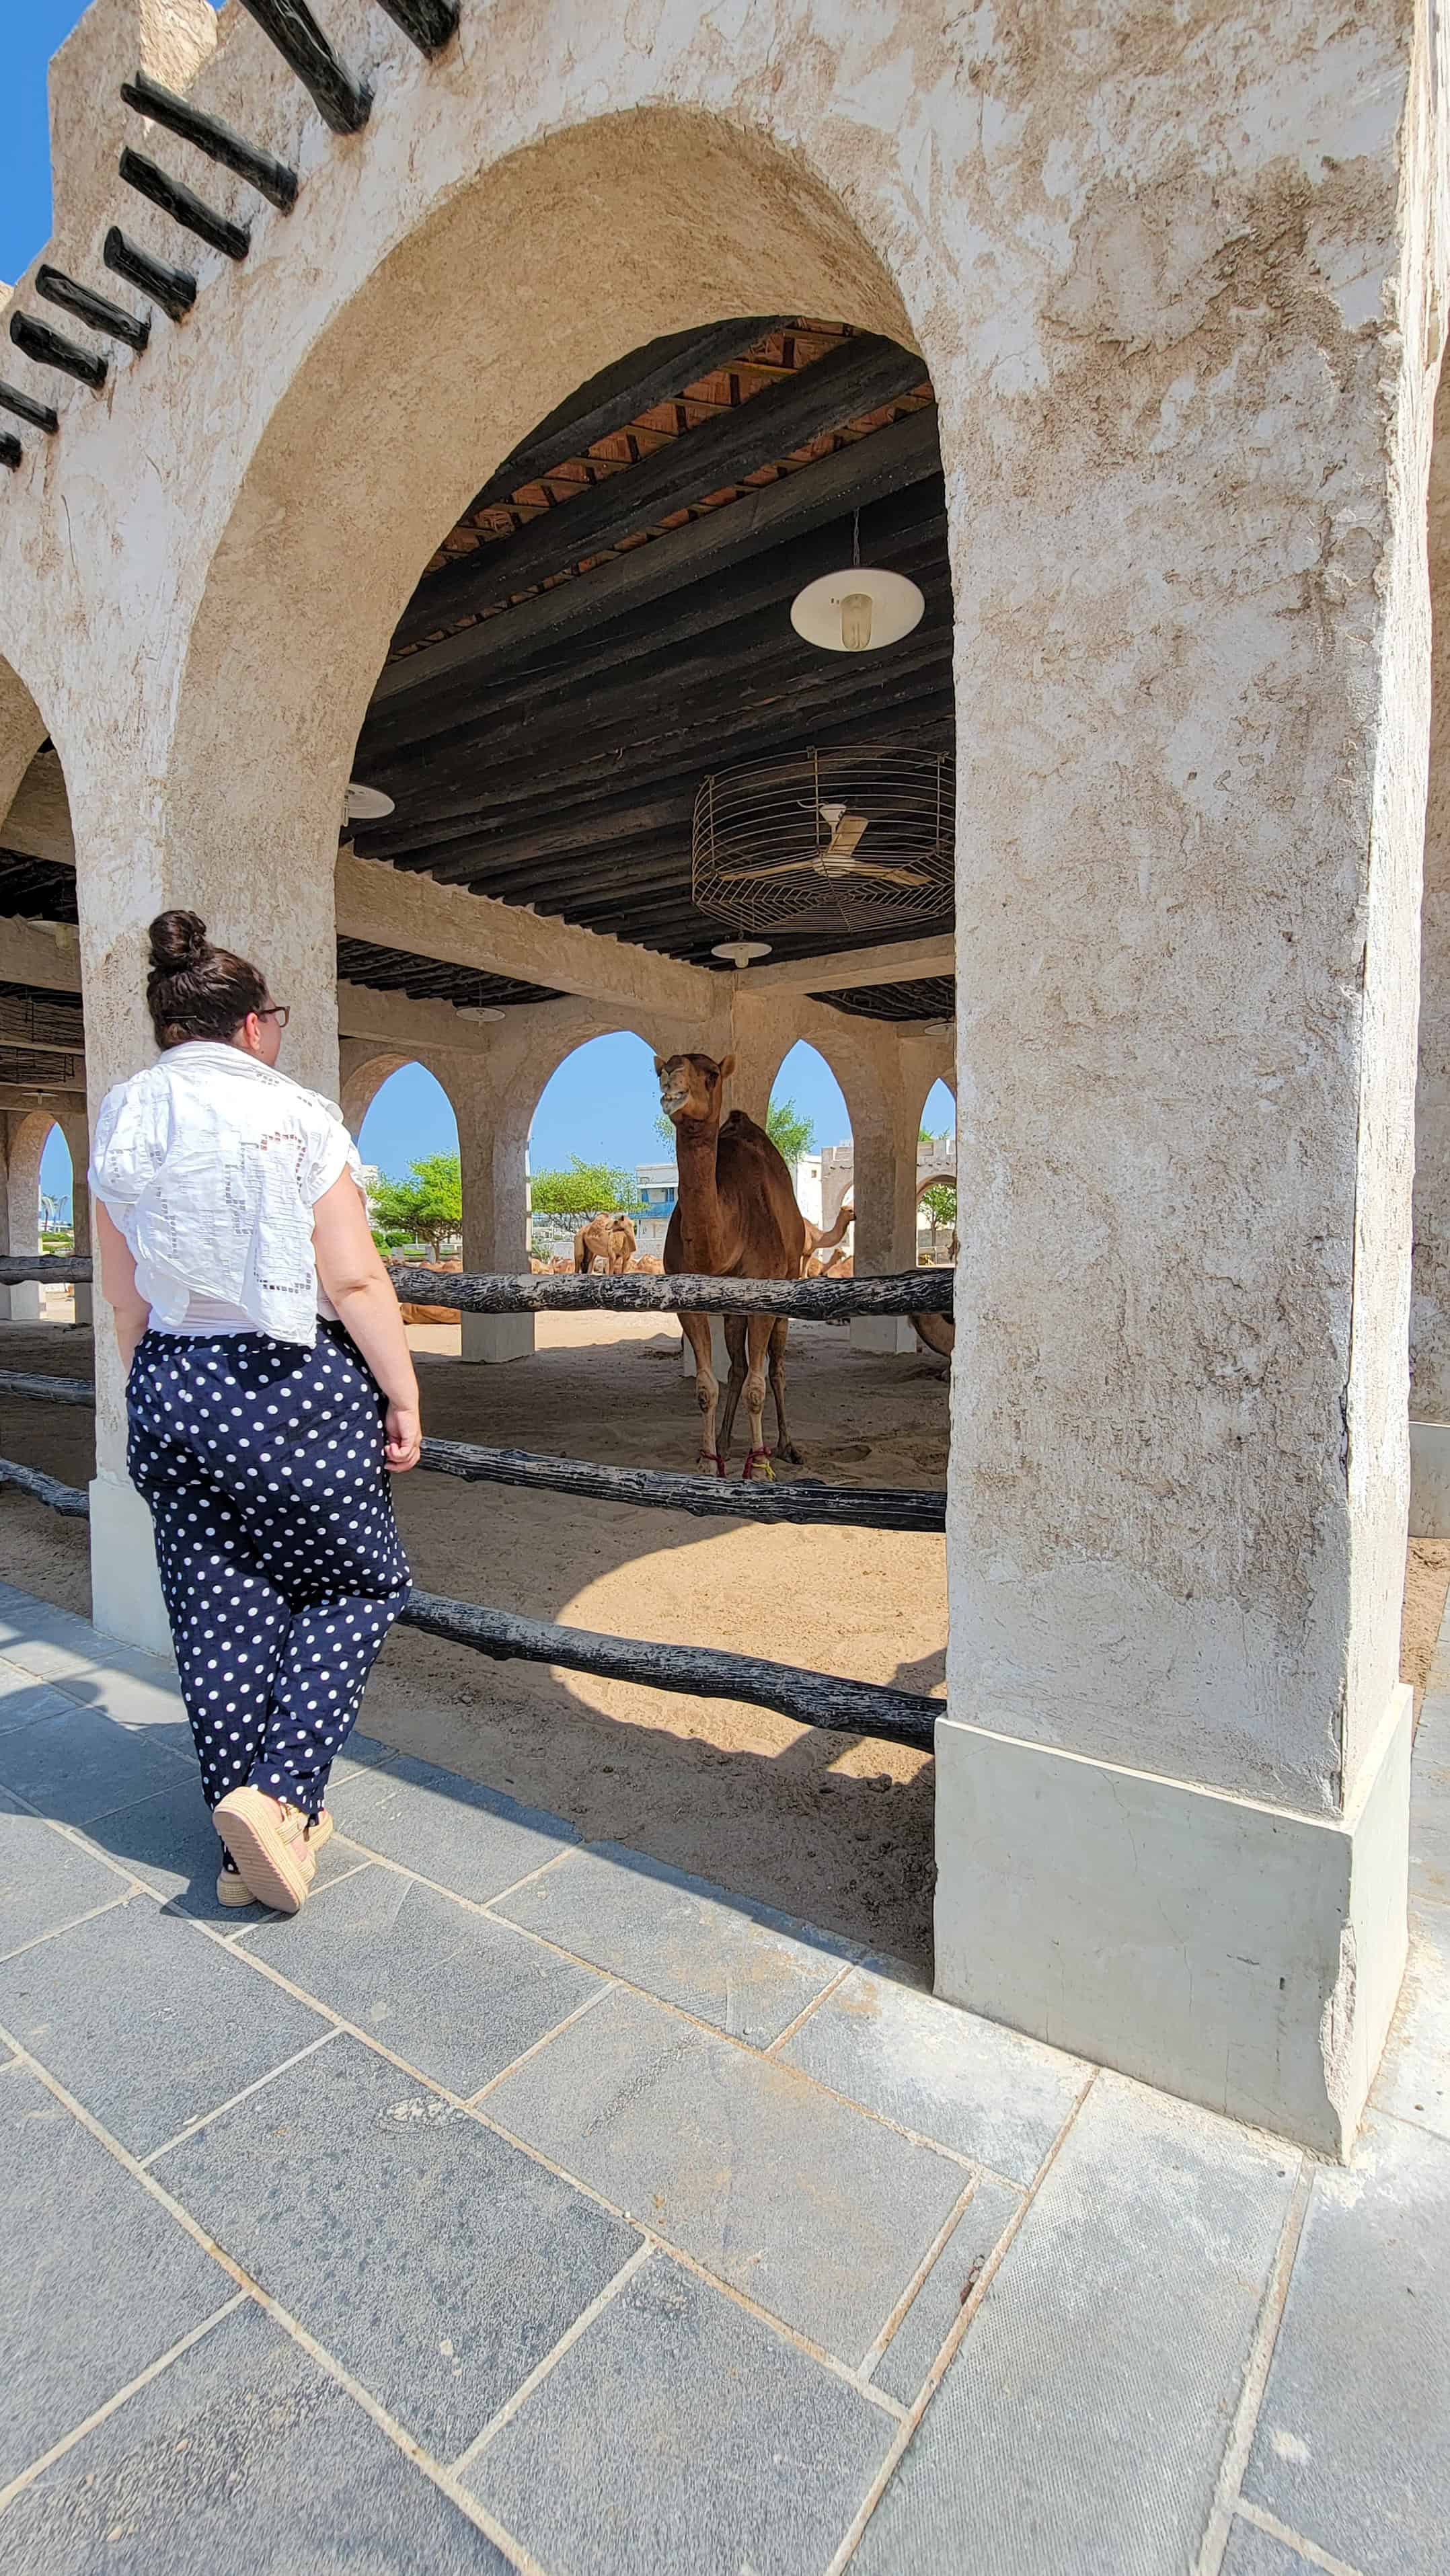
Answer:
[{"xmin": 128, "ymin": 1325, "xmax": 411, "ymax": 1864}]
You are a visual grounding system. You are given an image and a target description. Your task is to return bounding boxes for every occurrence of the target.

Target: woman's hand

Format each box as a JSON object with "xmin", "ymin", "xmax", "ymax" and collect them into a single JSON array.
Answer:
[{"xmin": 384, "ymin": 1403, "xmax": 422, "ymax": 1472}]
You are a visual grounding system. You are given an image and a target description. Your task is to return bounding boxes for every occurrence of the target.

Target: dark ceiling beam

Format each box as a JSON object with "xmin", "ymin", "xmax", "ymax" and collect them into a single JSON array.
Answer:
[
  {"xmin": 391, "ymin": 335, "xmax": 929, "ymax": 650},
  {"xmin": 371, "ymin": 403, "xmax": 942, "ymax": 712},
  {"xmin": 360, "ymin": 488, "xmax": 947, "ymax": 763},
  {"xmin": 371, "ymin": 590, "xmax": 934, "ymax": 792},
  {"xmin": 382, "ymin": 789, "xmax": 695, "ymax": 877},
  {"xmin": 371, "ymin": 631, "xmax": 955, "ymax": 834},
  {"xmin": 464, "ymin": 315, "xmax": 784, "ymax": 518}
]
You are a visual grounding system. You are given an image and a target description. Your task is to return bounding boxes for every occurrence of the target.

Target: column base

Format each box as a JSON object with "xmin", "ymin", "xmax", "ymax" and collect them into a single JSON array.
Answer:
[
  {"xmin": 933, "ymin": 1685, "xmax": 1411, "ymax": 2156},
  {"xmin": 850, "ymin": 1315, "xmax": 919, "ymax": 1356},
  {"xmin": 1, "ymin": 1284, "xmax": 41, "ymax": 1324},
  {"xmin": 72, "ymin": 1286, "xmax": 94, "ymax": 1327},
  {"xmin": 680, "ymin": 1317, "xmax": 730, "ymax": 1378},
  {"xmin": 1409, "ymin": 1419, "xmax": 1450, "ymax": 1537},
  {"xmin": 88, "ymin": 1473, "xmax": 173, "ymax": 1661},
  {"xmin": 461, "ymin": 1312, "xmax": 535, "ymax": 1364}
]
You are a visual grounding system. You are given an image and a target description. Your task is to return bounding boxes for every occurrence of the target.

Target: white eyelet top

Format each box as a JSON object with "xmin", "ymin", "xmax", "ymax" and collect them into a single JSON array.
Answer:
[{"xmin": 90, "ymin": 1042, "xmax": 364, "ymax": 1348}]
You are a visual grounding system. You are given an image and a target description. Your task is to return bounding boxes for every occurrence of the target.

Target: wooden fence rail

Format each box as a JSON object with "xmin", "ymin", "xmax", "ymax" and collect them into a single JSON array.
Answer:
[
  {"xmin": 0, "ymin": 1253, "xmax": 952, "ymax": 1320},
  {"xmin": 0, "ymin": 1372, "xmax": 946, "ymax": 1535},
  {"xmin": 0, "ymin": 1460, "xmax": 942, "ymax": 1749}
]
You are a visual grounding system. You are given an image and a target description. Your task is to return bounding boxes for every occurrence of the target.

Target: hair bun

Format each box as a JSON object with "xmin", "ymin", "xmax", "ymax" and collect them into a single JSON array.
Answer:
[{"xmin": 147, "ymin": 909, "xmax": 211, "ymax": 976}]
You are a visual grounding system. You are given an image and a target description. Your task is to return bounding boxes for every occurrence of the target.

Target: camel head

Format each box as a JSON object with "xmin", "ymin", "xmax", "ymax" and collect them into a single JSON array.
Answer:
[{"xmin": 654, "ymin": 1050, "xmax": 735, "ymax": 1129}]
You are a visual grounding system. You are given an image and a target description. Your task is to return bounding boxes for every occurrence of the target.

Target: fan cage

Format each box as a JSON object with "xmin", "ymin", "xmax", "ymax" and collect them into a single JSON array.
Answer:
[{"xmin": 692, "ymin": 747, "xmax": 954, "ymax": 935}]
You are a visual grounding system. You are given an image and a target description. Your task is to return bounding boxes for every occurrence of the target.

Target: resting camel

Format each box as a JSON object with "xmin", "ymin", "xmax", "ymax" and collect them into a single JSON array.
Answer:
[
  {"xmin": 632, "ymin": 1254, "xmax": 665, "ymax": 1274},
  {"xmin": 574, "ymin": 1212, "xmax": 636, "ymax": 1275},
  {"xmin": 656, "ymin": 1049, "xmax": 806, "ymax": 1478},
  {"xmin": 392, "ymin": 1255, "xmax": 463, "ymax": 1327}
]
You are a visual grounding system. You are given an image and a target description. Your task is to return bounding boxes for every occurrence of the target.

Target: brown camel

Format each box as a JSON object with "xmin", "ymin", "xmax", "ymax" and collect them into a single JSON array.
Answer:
[
  {"xmin": 800, "ymin": 1197, "xmax": 853, "ymax": 1273},
  {"xmin": 574, "ymin": 1212, "xmax": 636, "ymax": 1275},
  {"xmin": 632, "ymin": 1254, "xmax": 665, "ymax": 1274},
  {"xmin": 656, "ymin": 1050, "xmax": 806, "ymax": 1478},
  {"xmin": 393, "ymin": 1255, "xmax": 463, "ymax": 1327}
]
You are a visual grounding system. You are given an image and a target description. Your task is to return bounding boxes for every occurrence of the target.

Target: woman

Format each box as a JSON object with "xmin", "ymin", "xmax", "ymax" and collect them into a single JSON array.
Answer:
[{"xmin": 91, "ymin": 910, "xmax": 420, "ymax": 1917}]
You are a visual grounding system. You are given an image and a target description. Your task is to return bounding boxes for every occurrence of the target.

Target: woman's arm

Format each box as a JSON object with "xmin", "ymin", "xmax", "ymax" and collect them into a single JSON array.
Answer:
[
  {"xmin": 312, "ymin": 1170, "xmax": 422, "ymax": 1471},
  {"xmin": 94, "ymin": 1201, "xmax": 152, "ymax": 1375}
]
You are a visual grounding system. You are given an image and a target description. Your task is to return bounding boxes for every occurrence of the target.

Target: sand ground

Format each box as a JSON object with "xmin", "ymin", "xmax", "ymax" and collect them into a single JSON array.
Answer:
[{"xmin": 3, "ymin": 1307, "xmax": 1445, "ymax": 1974}]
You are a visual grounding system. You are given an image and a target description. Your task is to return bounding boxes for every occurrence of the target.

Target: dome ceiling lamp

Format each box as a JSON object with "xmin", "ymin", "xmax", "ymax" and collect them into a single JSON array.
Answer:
[
  {"xmin": 342, "ymin": 781, "xmax": 395, "ymax": 826},
  {"xmin": 710, "ymin": 939, "xmax": 773, "ymax": 967},
  {"xmin": 790, "ymin": 510, "xmax": 925, "ymax": 655}
]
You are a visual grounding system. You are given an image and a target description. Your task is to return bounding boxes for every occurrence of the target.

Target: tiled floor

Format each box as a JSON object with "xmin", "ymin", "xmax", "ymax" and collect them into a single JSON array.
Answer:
[{"xmin": 0, "ymin": 1571, "xmax": 1445, "ymax": 2575}]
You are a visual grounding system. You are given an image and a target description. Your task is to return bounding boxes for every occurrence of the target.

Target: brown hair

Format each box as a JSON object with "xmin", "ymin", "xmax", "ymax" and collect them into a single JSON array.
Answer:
[{"xmin": 146, "ymin": 911, "xmax": 270, "ymax": 1050}]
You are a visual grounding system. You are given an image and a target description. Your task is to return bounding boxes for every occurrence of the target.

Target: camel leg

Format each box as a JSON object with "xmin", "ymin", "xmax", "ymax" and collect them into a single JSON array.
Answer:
[
  {"xmin": 740, "ymin": 1313, "xmax": 776, "ymax": 1479},
  {"xmin": 717, "ymin": 1315, "xmax": 749, "ymax": 1465},
  {"xmin": 767, "ymin": 1317, "xmax": 802, "ymax": 1464},
  {"xmin": 679, "ymin": 1310, "xmax": 723, "ymax": 1474}
]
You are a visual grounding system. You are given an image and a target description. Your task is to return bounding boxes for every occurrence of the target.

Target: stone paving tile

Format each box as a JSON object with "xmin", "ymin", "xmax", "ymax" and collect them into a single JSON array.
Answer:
[
  {"xmin": 322, "ymin": 1728, "xmax": 394, "ymax": 1783},
  {"xmin": 0, "ymin": 1699, "xmax": 184, "ymax": 1824},
  {"xmin": 0, "ymin": 1801, "xmax": 136, "ymax": 1958},
  {"xmin": 1220, "ymin": 2518, "xmax": 1315, "ymax": 2576},
  {"xmin": 0, "ymin": 1891, "xmax": 328, "ymax": 2155},
  {"xmin": 46, "ymin": 1659, "xmax": 190, "ymax": 1736},
  {"xmin": 247, "ymin": 1863, "xmax": 604, "ymax": 2093},
  {"xmin": 495, "ymin": 1842, "xmax": 857, "ymax": 2047},
  {"xmin": 486, "ymin": 1983, "xmax": 966, "ymax": 2363},
  {"xmin": 77, "ymin": 1776, "xmax": 369, "ymax": 1926},
  {"xmin": 154, "ymin": 2034, "xmax": 640, "ymax": 2460},
  {"xmin": 1243, "ymin": 2109, "xmax": 1450, "ymax": 2576},
  {"xmin": 1373, "ymin": 1903, "xmax": 1450, "ymax": 2142},
  {"xmin": 466, "ymin": 2250, "xmax": 894, "ymax": 2575},
  {"xmin": 853, "ymin": 2074, "xmax": 1298, "ymax": 2576},
  {"xmin": 870, "ymin": 2171, "xmax": 1022, "ymax": 2407},
  {"xmin": 0, "ymin": 1666, "xmax": 78, "ymax": 1735},
  {"xmin": 0, "ymin": 1612, "xmax": 112, "ymax": 1686},
  {"xmin": 1410, "ymin": 1793, "xmax": 1450, "ymax": 1910},
  {"xmin": 779, "ymin": 1954, "xmax": 1086, "ymax": 2185},
  {"xmin": 0, "ymin": 2056, "xmax": 227, "ymax": 2483},
  {"xmin": 327, "ymin": 1752, "xmax": 578, "ymax": 1902},
  {"xmin": 0, "ymin": 2300, "xmax": 514, "ymax": 2575}
]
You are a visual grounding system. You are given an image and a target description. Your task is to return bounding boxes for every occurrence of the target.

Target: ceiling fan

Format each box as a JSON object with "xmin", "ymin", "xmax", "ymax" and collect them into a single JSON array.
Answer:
[{"xmin": 716, "ymin": 803, "xmax": 930, "ymax": 889}]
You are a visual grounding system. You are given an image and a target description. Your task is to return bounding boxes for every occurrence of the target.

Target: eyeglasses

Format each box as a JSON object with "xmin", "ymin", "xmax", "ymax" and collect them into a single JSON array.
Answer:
[{"xmin": 258, "ymin": 1005, "xmax": 291, "ymax": 1029}]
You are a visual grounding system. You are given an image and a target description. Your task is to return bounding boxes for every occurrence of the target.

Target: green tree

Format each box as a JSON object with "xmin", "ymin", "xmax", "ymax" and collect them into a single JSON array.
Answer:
[
  {"xmin": 371, "ymin": 1151, "xmax": 462, "ymax": 1260},
  {"xmin": 529, "ymin": 1157, "xmax": 642, "ymax": 1221},
  {"xmin": 919, "ymin": 1178, "xmax": 957, "ymax": 1261}
]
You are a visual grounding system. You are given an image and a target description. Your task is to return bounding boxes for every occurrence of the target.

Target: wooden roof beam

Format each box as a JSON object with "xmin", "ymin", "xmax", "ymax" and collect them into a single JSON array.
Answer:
[
  {"xmin": 371, "ymin": 405, "xmax": 940, "ymax": 711},
  {"xmin": 388, "ymin": 352, "xmax": 935, "ymax": 651}
]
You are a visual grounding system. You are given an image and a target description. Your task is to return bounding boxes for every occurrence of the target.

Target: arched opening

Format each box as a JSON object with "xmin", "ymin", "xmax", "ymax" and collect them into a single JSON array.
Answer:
[
  {"xmin": 917, "ymin": 1075, "xmax": 956, "ymax": 1265},
  {"xmin": 769, "ymin": 1040, "xmax": 855, "ymax": 1264},
  {"xmin": 529, "ymin": 1033, "xmax": 661, "ymax": 1268}
]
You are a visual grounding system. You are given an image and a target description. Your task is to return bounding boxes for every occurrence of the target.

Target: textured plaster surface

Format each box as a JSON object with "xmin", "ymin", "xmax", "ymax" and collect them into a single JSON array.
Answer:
[{"xmin": 0, "ymin": 0, "xmax": 1441, "ymax": 1825}]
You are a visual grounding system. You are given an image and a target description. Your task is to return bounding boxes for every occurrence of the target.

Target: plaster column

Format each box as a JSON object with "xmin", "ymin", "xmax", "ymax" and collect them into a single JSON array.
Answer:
[
  {"xmin": 453, "ymin": 1062, "xmax": 534, "ymax": 1364},
  {"xmin": 1, "ymin": 1114, "xmax": 46, "ymax": 1324},
  {"xmin": 70, "ymin": 730, "xmax": 342, "ymax": 1657},
  {"xmin": 849, "ymin": 1064, "xmax": 921, "ymax": 1358},
  {"xmin": 59, "ymin": 1112, "xmax": 92, "ymax": 1329},
  {"xmin": 931, "ymin": 47, "xmax": 1441, "ymax": 2156},
  {"xmin": 1411, "ymin": 391, "xmax": 1450, "ymax": 1533}
]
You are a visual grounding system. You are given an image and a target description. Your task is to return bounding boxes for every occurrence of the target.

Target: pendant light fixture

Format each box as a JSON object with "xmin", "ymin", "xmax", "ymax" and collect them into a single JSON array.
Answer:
[
  {"xmin": 790, "ymin": 511, "xmax": 925, "ymax": 655},
  {"xmin": 711, "ymin": 939, "xmax": 773, "ymax": 966}
]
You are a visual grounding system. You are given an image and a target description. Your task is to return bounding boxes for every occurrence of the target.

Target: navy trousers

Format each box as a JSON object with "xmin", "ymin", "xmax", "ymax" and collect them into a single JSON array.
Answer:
[{"xmin": 128, "ymin": 1324, "xmax": 411, "ymax": 1850}]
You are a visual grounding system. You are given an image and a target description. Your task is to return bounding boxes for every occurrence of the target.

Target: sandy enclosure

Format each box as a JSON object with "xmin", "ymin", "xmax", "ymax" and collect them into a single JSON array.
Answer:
[
  {"xmin": 4, "ymin": 1309, "xmax": 1446, "ymax": 1974},
  {"xmin": 0, "ymin": 1313, "xmax": 949, "ymax": 1968}
]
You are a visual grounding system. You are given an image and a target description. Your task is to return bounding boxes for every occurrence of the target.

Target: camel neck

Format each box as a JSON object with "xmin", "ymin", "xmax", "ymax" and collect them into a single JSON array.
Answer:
[{"xmin": 673, "ymin": 1118, "xmax": 726, "ymax": 1266}]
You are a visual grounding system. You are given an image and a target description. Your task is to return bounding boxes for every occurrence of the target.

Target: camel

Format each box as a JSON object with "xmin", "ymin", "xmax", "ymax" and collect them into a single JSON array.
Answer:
[
  {"xmin": 393, "ymin": 1255, "xmax": 463, "ymax": 1327},
  {"xmin": 632, "ymin": 1254, "xmax": 665, "ymax": 1274},
  {"xmin": 808, "ymin": 1246, "xmax": 852, "ymax": 1279},
  {"xmin": 800, "ymin": 1198, "xmax": 853, "ymax": 1274},
  {"xmin": 574, "ymin": 1212, "xmax": 636, "ymax": 1275},
  {"xmin": 911, "ymin": 1171, "xmax": 956, "ymax": 1356},
  {"xmin": 656, "ymin": 1049, "xmax": 806, "ymax": 1478}
]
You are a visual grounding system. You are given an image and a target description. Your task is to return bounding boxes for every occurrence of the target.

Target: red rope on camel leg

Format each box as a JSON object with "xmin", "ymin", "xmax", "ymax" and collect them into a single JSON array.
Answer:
[{"xmin": 742, "ymin": 1447, "xmax": 775, "ymax": 1482}]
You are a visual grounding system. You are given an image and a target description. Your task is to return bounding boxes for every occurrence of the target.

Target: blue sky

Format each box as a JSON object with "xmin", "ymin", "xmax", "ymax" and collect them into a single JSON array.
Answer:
[
  {"xmin": 11, "ymin": 9, "xmax": 952, "ymax": 1214},
  {"xmin": 356, "ymin": 1040, "xmax": 954, "ymax": 1187}
]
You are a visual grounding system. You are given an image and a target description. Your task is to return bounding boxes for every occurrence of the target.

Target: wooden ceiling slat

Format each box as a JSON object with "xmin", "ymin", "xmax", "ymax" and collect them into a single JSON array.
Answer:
[
  {"xmin": 362, "ymin": 492, "xmax": 948, "ymax": 765},
  {"xmin": 391, "ymin": 337, "xmax": 929, "ymax": 651},
  {"xmin": 462, "ymin": 317, "xmax": 786, "ymax": 520},
  {"xmin": 372, "ymin": 404, "xmax": 941, "ymax": 715}
]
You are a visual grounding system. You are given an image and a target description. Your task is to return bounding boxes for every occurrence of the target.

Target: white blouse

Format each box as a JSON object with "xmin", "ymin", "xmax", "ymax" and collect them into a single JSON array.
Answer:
[{"xmin": 89, "ymin": 1042, "xmax": 364, "ymax": 1348}]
